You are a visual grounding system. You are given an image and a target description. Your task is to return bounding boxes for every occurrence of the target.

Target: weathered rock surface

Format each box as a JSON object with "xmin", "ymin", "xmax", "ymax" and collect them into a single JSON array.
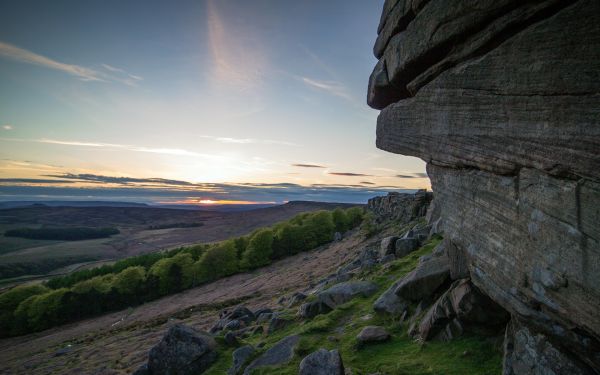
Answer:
[
  {"xmin": 418, "ymin": 279, "xmax": 509, "ymax": 341},
  {"xmin": 373, "ymin": 278, "xmax": 408, "ymax": 316},
  {"xmin": 146, "ymin": 324, "xmax": 217, "ymax": 375},
  {"xmin": 369, "ymin": 0, "xmax": 600, "ymax": 372},
  {"xmin": 503, "ymin": 319, "xmax": 594, "ymax": 375},
  {"xmin": 242, "ymin": 335, "xmax": 299, "ymax": 375},
  {"xmin": 318, "ymin": 281, "xmax": 379, "ymax": 309},
  {"xmin": 367, "ymin": 190, "xmax": 432, "ymax": 223},
  {"xmin": 299, "ymin": 348, "xmax": 344, "ymax": 375},
  {"xmin": 380, "ymin": 236, "xmax": 398, "ymax": 257},
  {"xmin": 298, "ymin": 300, "xmax": 332, "ymax": 319},
  {"xmin": 357, "ymin": 326, "xmax": 391, "ymax": 344},
  {"xmin": 394, "ymin": 237, "xmax": 420, "ymax": 258},
  {"xmin": 228, "ymin": 345, "xmax": 254, "ymax": 375},
  {"xmin": 394, "ymin": 255, "xmax": 449, "ymax": 301}
]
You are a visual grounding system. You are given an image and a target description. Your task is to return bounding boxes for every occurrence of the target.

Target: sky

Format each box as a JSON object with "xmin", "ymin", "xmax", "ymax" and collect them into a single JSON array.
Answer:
[{"xmin": 0, "ymin": 0, "xmax": 429, "ymax": 205}]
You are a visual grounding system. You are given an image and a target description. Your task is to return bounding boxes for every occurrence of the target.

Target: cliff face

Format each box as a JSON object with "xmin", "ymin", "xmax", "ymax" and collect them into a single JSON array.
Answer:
[{"xmin": 368, "ymin": 1, "xmax": 600, "ymax": 373}]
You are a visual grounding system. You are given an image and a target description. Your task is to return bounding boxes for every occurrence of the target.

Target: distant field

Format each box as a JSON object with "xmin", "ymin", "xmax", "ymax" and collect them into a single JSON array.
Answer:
[
  {"xmin": 5, "ymin": 227, "xmax": 120, "ymax": 241},
  {"xmin": 0, "ymin": 201, "xmax": 356, "ymax": 283}
]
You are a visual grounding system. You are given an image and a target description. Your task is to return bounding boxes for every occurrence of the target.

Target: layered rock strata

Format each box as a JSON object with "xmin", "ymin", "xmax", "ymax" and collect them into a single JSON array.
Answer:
[{"xmin": 368, "ymin": 0, "xmax": 600, "ymax": 373}]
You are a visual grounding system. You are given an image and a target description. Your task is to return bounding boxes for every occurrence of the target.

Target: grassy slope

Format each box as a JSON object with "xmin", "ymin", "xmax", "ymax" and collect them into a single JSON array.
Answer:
[{"xmin": 205, "ymin": 239, "xmax": 502, "ymax": 375}]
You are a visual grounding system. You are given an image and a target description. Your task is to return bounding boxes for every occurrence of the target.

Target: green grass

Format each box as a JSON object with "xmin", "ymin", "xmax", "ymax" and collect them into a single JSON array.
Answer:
[{"xmin": 203, "ymin": 236, "xmax": 503, "ymax": 375}]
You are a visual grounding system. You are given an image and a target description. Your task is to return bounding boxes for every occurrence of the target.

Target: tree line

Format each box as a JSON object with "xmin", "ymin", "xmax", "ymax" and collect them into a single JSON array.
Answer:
[{"xmin": 0, "ymin": 207, "xmax": 364, "ymax": 337}]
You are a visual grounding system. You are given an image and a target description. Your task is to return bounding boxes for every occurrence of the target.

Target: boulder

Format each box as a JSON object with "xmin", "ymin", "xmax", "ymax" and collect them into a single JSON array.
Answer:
[
  {"xmin": 299, "ymin": 348, "xmax": 344, "ymax": 375},
  {"xmin": 417, "ymin": 279, "xmax": 509, "ymax": 341},
  {"xmin": 267, "ymin": 316, "xmax": 291, "ymax": 334},
  {"xmin": 287, "ymin": 292, "xmax": 307, "ymax": 307},
  {"xmin": 318, "ymin": 281, "xmax": 379, "ymax": 309},
  {"xmin": 395, "ymin": 237, "xmax": 420, "ymax": 258},
  {"xmin": 146, "ymin": 324, "xmax": 217, "ymax": 375},
  {"xmin": 242, "ymin": 335, "xmax": 300, "ymax": 375},
  {"xmin": 228, "ymin": 345, "xmax": 254, "ymax": 375},
  {"xmin": 224, "ymin": 331, "xmax": 238, "ymax": 347},
  {"xmin": 395, "ymin": 256, "xmax": 450, "ymax": 301},
  {"xmin": 380, "ymin": 236, "xmax": 398, "ymax": 257},
  {"xmin": 298, "ymin": 301, "xmax": 332, "ymax": 319},
  {"xmin": 357, "ymin": 326, "xmax": 391, "ymax": 344},
  {"xmin": 373, "ymin": 279, "xmax": 408, "ymax": 316}
]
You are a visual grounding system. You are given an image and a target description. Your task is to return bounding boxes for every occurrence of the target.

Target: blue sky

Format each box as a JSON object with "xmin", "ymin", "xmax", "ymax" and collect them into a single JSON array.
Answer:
[{"xmin": 0, "ymin": 0, "xmax": 428, "ymax": 204}]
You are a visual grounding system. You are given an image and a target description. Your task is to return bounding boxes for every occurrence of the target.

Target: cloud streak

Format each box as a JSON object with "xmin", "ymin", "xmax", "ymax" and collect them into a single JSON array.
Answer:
[
  {"xmin": 199, "ymin": 135, "xmax": 296, "ymax": 146},
  {"xmin": 329, "ymin": 172, "xmax": 373, "ymax": 177},
  {"xmin": 395, "ymin": 173, "xmax": 428, "ymax": 179},
  {"xmin": 0, "ymin": 41, "xmax": 141, "ymax": 85},
  {"xmin": 0, "ymin": 137, "xmax": 216, "ymax": 159},
  {"xmin": 300, "ymin": 77, "xmax": 353, "ymax": 101},
  {"xmin": 292, "ymin": 163, "xmax": 326, "ymax": 169}
]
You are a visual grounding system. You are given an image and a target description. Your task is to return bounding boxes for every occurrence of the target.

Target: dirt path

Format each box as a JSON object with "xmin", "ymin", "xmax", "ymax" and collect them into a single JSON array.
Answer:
[{"xmin": 0, "ymin": 230, "xmax": 380, "ymax": 375}]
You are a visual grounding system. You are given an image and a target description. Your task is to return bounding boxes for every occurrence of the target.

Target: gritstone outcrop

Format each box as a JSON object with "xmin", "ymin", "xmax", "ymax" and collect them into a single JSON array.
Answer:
[{"xmin": 368, "ymin": 1, "xmax": 600, "ymax": 373}]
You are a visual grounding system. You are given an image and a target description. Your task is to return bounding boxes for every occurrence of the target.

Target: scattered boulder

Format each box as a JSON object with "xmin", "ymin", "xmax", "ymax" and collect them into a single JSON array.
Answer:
[
  {"xmin": 243, "ymin": 335, "xmax": 300, "ymax": 375},
  {"xmin": 357, "ymin": 326, "xmax": 391, "ymax": 344},
  {"xmin": 395, "ymin": 256, "xmax": 450, "ymax": 301},
  {"xmin": 373, "ymin": 279, "xmax": 408, "ymax": 316},
  {"xmin": 267, "ymin": 316, "xmax": 292, "ymax": 334},
  {"xmin": 298, "ymin": 301, "xmax": 333, "ymax": 319},
  {"xmin": 299, "ymin": 348, "xmax": 344, "ymax": 375},
  {"xmin": 224, "ymin": 331, "xmax": 239, "ymax": 347},
  {"xmin": 224, "ymin": 319, "xmax": 242, "ymax": 331},
  {"xmin": 228, "ymin": 345, "xmax": 255, "ymax": 375},
  {"xmin": 254, "ymin": 308, "xmax": 273, "ymax": 317},
  {"xmin": 287, "ymin": 292, "xmax": 307, "ymax": 307},
  {"xmin": 146, "ymin": 324, "xmax": 217, "ymax": 375},
  {"xmin": 380, "ymin": 254, "xmax": 396, "ymax": 264},
  {"xmin": 256, "ymin": 312, "xmax": 274, "ymax": 324},
  {"xmin": 418, "ymin": 279, "xmax": 509, "ymax": 341},
  {"xmin": 395, "ymin": 238, "xmax": 420, "ymax": 258},
  {"xmin": 319, "ymin": 281, "xmax": 379, "ymax": 309},
  {"xmin": 211, "ymin": 306, "xmax": 255, "ymax": 333},
  {"xmin": 334, "ymin": 231, "xmax": 343, "ymax": 241},
  {"xmin": 380, "ymin": 236, "xmax": 398, "ymax": 257}
]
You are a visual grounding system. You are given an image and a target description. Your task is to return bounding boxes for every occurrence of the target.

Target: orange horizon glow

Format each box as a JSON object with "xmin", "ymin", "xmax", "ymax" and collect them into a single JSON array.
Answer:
[{"xmin": 160, "ymin": 199, "xmax": 278, "ymax": 205}]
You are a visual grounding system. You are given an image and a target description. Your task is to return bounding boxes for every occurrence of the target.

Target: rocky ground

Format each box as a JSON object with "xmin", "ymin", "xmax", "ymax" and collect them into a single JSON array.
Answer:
[{"xmin": 0, "ymin": 221, "xmax": 374, "ymax": 374}]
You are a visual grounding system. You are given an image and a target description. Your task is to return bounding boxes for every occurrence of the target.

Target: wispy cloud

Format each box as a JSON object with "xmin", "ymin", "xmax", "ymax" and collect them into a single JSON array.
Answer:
[
  {"xmin": 0, "ymin": 137, "xmax": 216, "ymax": 159},
  {"xmin": 0, "ymin": 41, "xmax": 141, "ymax": 86},
  {"xmin": 199, "ymin": 135, "xmax": 296, "ymax": 146},
  {"xmin": 329, "ymin": 172, "xmax": 373, "ymax": 177},
  {"xmin": 395, "ymin": 173, "xmax": 428, "ymax": 179},
  {"xmin": 2, "ymin": 125, "xmax": 12, "ymax": 130},
  {"xmin": 300, "ymin": 77, "xmax": 353, "ymax": 101},
  {"xmin": 45, "ymin": 173, "xmax": 195, "ymax": 186},
  {"xmin": 292, "ymin": 163, "xmax": 327, "ymax": 169},
  {"xmin": 206, "ymin": 0, "xmax": 266, "ymax": 89},
  {"xmin": 360, "ymin": 181, "xmax": 375, "ymax": 185}
]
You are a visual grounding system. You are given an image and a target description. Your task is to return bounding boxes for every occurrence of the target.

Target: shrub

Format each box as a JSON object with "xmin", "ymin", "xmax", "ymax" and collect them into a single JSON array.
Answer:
[
  {"xmin": 112, "ymin": 266, "xmax": 146, "ymax": 295},
  {"xmin": 272, "ymin": 223, "xmax": 304, "ymax": 258},
  {"xmin": 194, "ymin": 241, "xmax": 239, "ymax": 283},
  {"xmin": 345, "ymin": 206, "xmax": 364, "ymax": 228},
  {"xmin": 305, "ymin": 211, "xmax": 335, "ymax": 246},
  {"xmin": 241, "ymin": 229, "xmax": 274, "ymax": 269},
  {"xmin": 0, "ymin": 284, "xmax": 49, "ymax": 336},
  {"xmin": 332, "ymin": 208, "xmax": 350, "ymax": 233}
]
